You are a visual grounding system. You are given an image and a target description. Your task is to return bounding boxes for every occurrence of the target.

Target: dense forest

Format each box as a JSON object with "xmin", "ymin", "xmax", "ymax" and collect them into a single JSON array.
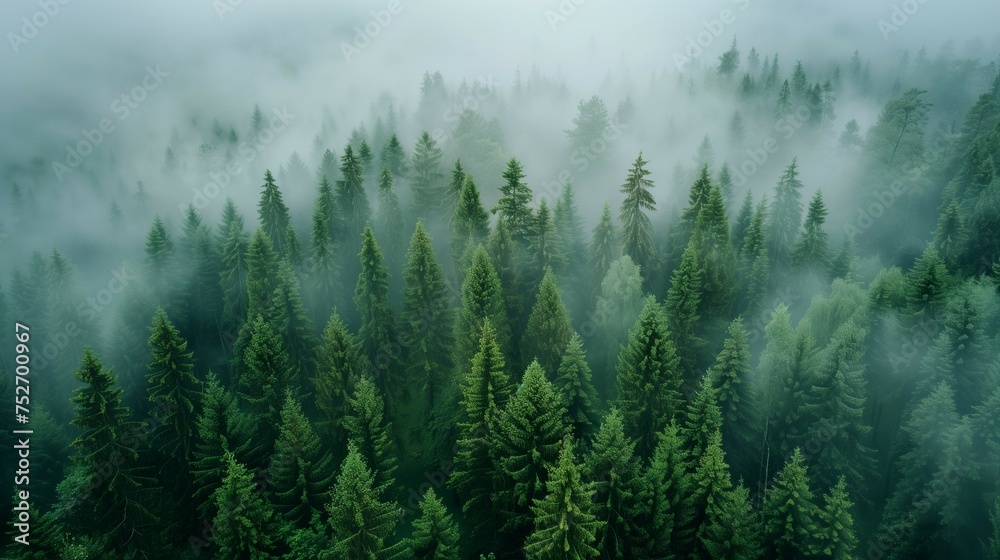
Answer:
[{"xmin": 3, "ymin": 10, "xmax": 1000, "ymax": 559}]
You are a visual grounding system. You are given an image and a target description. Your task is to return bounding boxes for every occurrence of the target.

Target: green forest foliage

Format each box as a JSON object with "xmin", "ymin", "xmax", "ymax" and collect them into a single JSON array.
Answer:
[{"xmin": 4, "ymin": 46, "xmax": 1000, "ymax": 560}]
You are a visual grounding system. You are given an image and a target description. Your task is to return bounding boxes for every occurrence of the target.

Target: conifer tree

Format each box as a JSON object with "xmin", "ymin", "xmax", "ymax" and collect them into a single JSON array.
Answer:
[
  {"xmin": 523, "ymin": 269, "xmax": 573, "ymax": 376},
  {"xmin": 641, "ymin": 423, "xmax": 696, "ymax": 556},
  {"xmin": 691, "ymin": 182, "xmax": 737, "ymax": 319},
  {"xmin": 528, "ymin": 198, "xmax": 568, "ymax": 280},
  {"xmin": 682, "ymin": 377, "xmax": 724, "ymax": 466},
  {"xmin": 932, "ymin": 200, "xmax": 966, "ymax": 268},
  {"xmin": 615, "ymin": 298, "xmax": 684, "ymax": 459},
  {"xmin": 144, "ymin": 215, "xmax": 176, "ymax": 299},
  {"xmin": 733, "ymin": 190, "xmax": 755, "ymax": 252},
  {"xmin": 793, "ymin": 189, "xmax": 830, "ymax": 270},
  {"xmin": 338, "ymin": 145, "xmax": 372, "ymax": 285},
  {"xmin": 906, "ymin": 245, "xmax": 951, "ymax": 316},
  {"xmin": 325, "ymin": 444, "xmax": 404, "ymax": 560},
  {"xmin": 344, "ymin": 375, "xmax": 399, "ymax": 500},
  {"xmin": 245, "ymin": 228, "xmax": 281, "ymax": 322},
  {"xmin": 375, "ymin": 163, "xmax": 406, "ymax": 295},
  {"xmin": 407, "ymin": 488, "xmax": 461, "ymax": 560},
  {"xmin": 816, "ymin": 476, "xmax": 858, "ymax": 559},
  {"xmin": 69, "ymin": 348, "xmax": 158, "ymax": 549},
  {"xmin": 762, "ymin": 449, "xmax": 820, "ymax": 560},
  {"xmin": 588, "ymin": 204, "xmax": 620, "ymax": 300},
  {"xmin": 267, "ymin": 392, "xmax": 335, "ymax": 528},
  {"xmin": 690, "ymin": 431, "xmax": 734, "ymax": 559},
  {"xmin": 258, "ymin": 169, "xmax": 295, "ymax": 260},
  {"xmin": 411, "ymin": 131, "xmax": 445, "ymax": 219},
  {"xmin": 619, "ymin": 152, "xmax": 656, "ymax": 270},
  {"xmin": 402, "ymin": 222, "xmax": 454, "ymax": 419},
  {"xmin": 220, "ymin": 210, "xmax": 250, "ymax": 335},
  {"xmin": 212, "ymin": 452, "xmax": 277, "ymax": 560},
  {"xmin": 554, "ymin": 182, "xmax": 587, "ymax": 270},
  {"xmin": 146, "ymin": 308, "xmax": 201, "ymax": 497},
  {"xmin": 272, "ymin": 259, "xmax": 317, "ymax": 385},
  {"xmin": 444, "ymin": 159, "xmax": 466, "ymax": 221},
  {"xmin": 451, "ymin": 320, "xmax": 512, "ymax": 551},
  {"xmin": 453, "ymin": 246, "xmax": 510, "ymax": 373},
  {"xmin": 451, "ymin": 174, "xmax": 490, "ymax": 272},
  {"xmin": 524, "ymin": 438, "xmax": 604, "ymax": 559},
  {"xmin": 488, "ymin": 218, "xmax": 527, "ymax": 357},
  {"xmin": 555, "ymin": 332, "xmax": 599, "ymax": 439},
  {"xmin": 309, "ymin": 176, "xmax": 339, "ymax": 322},
  {"xmin": 354, "ymin": 225, "xmax": 402, "ymax": 398},
  {"xmin": 191, "ymin": 372, "xmax": 258, "ymax": 521},
  {"xmin": 585, "ymin": 409, "xmax": 645, "ymax": 559},
  {"xmin": 707, "ymin": 317, "xmax": 757, "ymax": 466},
  {"xmin": 490, "ymin": 361, "xmax": 569, "ymax": 549},
  {"xmin": 380, "ymin": 133, "xmax": 408, "ymax": 178},
  {"xmin": 665, "ymin": 242, "xmax": 705, "ymax": 384},
  {"xmin": 313, "ymin": 311, "xmax": 368, "ymax": 463},
  {"xmin": 767, "ymin": 159, "xmax": 805, "ymax": 268},
  {"xmin": 493, "ymin": 157, "xmax": 534, "ymax": 242},
  {"xmin": 238, "ymin": 314, "xmax": 292, "ymax": 459},
  {"xmin": 593, "ymin": 255, "xmax": 645, "ymax": 394},
  {"xmin": 700, "ymin": 483, "xmax": 762, "ymax": 560}
]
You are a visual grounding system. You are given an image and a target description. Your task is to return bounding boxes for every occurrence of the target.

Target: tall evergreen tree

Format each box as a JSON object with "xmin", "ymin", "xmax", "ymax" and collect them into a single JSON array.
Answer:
[
  {"xmin": 493, "ymin": 158, "xmax": 534, "ymax": 242},
  {"xmin": 793, "ymin": 190, "xmax": 830, "ymax": 270},
  {"xmin": 407, "ymin": 488, "xmax": 461, "ymax": 560},
  {"xmin": 453, "ymin": 246, "xmax": 510, "ymax": 374},
  {"xmin": 619, "ymin": 152, "xmax": 656, "ymax": 271},
  {"xmin": 238, "ymin": 314, "xmax": 293, "ymax": 460},
  {"xmin": 212, "ymin": 452, "xmax": 277, "ymax": 560},
  {"xmin": 700, "ymin": 483, "xmax": 763, "ymax": 560},
  {"xmin": 641, "ymin": 422, "xmax": 696, "ymax": 556},
  {"xmin": 767, "ymin": 159, "xmax": 805, "ymax": 268},
  {"xmin": 380, "ymin": 133, "xmax": 408, "ymax": 178},
  {"xmin": 309, "ymin": 176, "xmax": 339, "ymax": 323},
  {"xmin": 528, "ymin": 199, "xmax": 568, "ymax": 280},
  {"xmin": 690, "ymin": 431, "xmax": 734, "ymax": 559},
  {"xmin": 524, "ymin": 438, "xmax": 604, "ymax": 559},
  {"xmin": 451, "ymin": 174, "xmax": 490, "ymax": 272},
  {"xmin": 354, "ymin": 225, "xmax": 402, "ymax": 398},
  {"xmin": 313, "ymin": 311, "xmax": 368, "ymax": 464},
  {"xmin": 522, "ymin": 269, "xmax": 573, "ymax": 376},
  {"xmin": 707, "ymin": 318, "xmax": 757, "ymax": 468},
  {"xmin": 584, "ymin": 409, "xmax": 645, "ymax": 559},
  {"xmin": 344, "ymin": 375, "xmax": 399, "ymax": 500},
  {"xmin": 555, "ymin": 332, "xmax": 599, "ymax": 439},
  {"xmin": 258, "ymin": 169, "xmax": 295, "ymax": 260},
  {"xmin": 665, "ymin": 242, "xmax": 705, "ymax": 384},
  {"xmin": 615, "ymin": 298, "xmax": 684, "ymax": 459},
  {"xmin": 762, "ymin": 449, "xmax": 820, "ymax": 560},
  {"xmin": 588, "ymin": 204, "xmax": 620, "ymax": 300},
  {"xmin": 325, "ymin": 444, "xmax": 404, "ymax": 560},
  {"xmin": 267, "ymin": 392, "xmax": 335, "ymax": 528},
  {"xmin": 816, "ymin": 476, "xmax": 858, "ymax": 559},
  {"xmin": 682, "ymin": 377, "xmax": 724, "ymax": 466},
  {"xmin": 593, "ymin": 255, "xmax": 645, "ymax": 395},
  {"xmin": 411, "ymin": 131, "xmax": 445, "ymax": 219}
]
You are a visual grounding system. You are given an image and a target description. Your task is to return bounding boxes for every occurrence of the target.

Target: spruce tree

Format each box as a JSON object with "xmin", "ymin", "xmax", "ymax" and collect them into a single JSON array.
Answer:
[
  {"xmin": 732, "ymin": 190, "xmax": 755, "ymax": 252},
  {"xmin": 451, "ymin": 174, "xmax": 490, "ymax": 272},
  {"xmin": 402, "ymin": 221, "xmax": 454, "ymax": 418},
  {"xmin": 309, "ymin": 176, "xmax": 339, "ymax": 322},
  {"xmin": 313, "ymin": 311, "xmax": 368, "ymax": 464},
  {"xmin": 641, "ymin": 423, "xmax": 696, "ymax": 556},
  {"xmin": 522, "ymin": 269, "xmax": 573, "ymax": 376},
  {"xmin": 816, "ymin": 476, "xmax": 858, "ymax": 559},
  {"xmin": 258, "ymin": 169, "xmax": 295, "ymax": 260},
  {"xmin": 238, "ymin": 314, "xmax": 292, "ymax": 459},
  {"xmin": 690, "ymin": 181, "xmax": 737, "ymax": 319},
  {"xmin": 354, "ymin": 225, "xmax": 402, "ymax": 398},
  {"xmin": 338, "ymin": 145, "xmax": 372, "ymax": 283},
  {"xmin": 665, "ymin": 241, "xmax": 705, "ymax": 384},
  {"xmin": 793, "ymin": 189, "xmax": 830, "ymax": 270},
  {"xmin": 411, "ymin": 131, "xmax": 445, "ymax": 219},
  {"xmin": 700, "ymin": 483, "xmax": 762, "ymax": 560},
  {"xmin": 588, "ymin": 204, "xmax": 620, "ymax": 300},
  {"xmin": 267, "ymin": 392, "xmax": 335, "ymax": 528},
  {"xmin": 489, "ymin": 361, "xmax": 569, "ymax": 550},
  {"xmin": 555, "ymin": 332, "xmax": 599, "ymax": 439},
  {"xmin": 453, "ymin": 246, "xmax": 510, "ymax": 374},
  {"xmin": 407, "ymin": 488, "xmax": 461, "ymax": 560},
  {"xmin": 690, "ymin": 431, "xmax": 734, "ymax": 559},
  {"xmin": 767, "ymin": 159, "xmax": 805, "ymax": 268},
  {"xmin": 707, "ymin": 317, "xmax": 757, "ymax": 468},
  {"xmin": 376, "ymin": 164, "xmax": 406, "ymax": 276},
  {"xmin": 762, "ymin": 448, "xmax": 820, "ymax": 560},
  {"xmin": 212, "ymin": 452, "xmax": 277, "ymax": 560},
  {"xmin": 325, "ymin": 444, "xmax": 404, "ymax": 560},
  {"xmin": 528, "ymin": 199, "xmax": 568, "ymax": 280},
  {"xmin": 524, "ymin": 438, "xmax": 604, "ymax": 559},
  {"xmin": 593, "ymin": 255, "xmax": 645, "ymax": 395},
  {"xmin": 493, "ymin": 157, "xmax": 534, "ymax": 242},
  {"xmin": 619, "ymin": 152, "xmax": 656, "ymax": 271},
  {"xmin": 682, "ymin": 376, "xmax": 724, "ymax": 466},
  {"xmin": 380, "ymin": 133, "xmax": 408, "ymax": 178},
  {"xmin": 444, "ymin": 159, "xmax": 466, "ymax": 222},
  {"xmin": 220, "ymin": 212, "xmax": 250, "ymax": 336},
  {"xmin": 616, "ymin": 297, "xmax": 684, "ymax": 459},
  {"xmin": 344, "ymin": 375, "xmax": 399, "ymax": 501},
  {"xmin": 584, "ymin": 409, "xmax": 645, "ymax": 559}
]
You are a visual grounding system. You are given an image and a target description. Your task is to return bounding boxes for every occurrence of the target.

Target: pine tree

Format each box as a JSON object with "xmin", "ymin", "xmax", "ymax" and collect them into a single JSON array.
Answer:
[
  {"xmin": 690, "ymin": 431, "xmax": 734, "ymax": 558},
  {"xmin": 665, "ymin": 242, "xmax": 705, "ymax": 384},
  {"xmin": 325, "ymin": 444, "xmax": 403, "ymax": 560},
  {"xmin": 932, "ymin": 200, "xmax": 966, "ymax": 268},
  {"xmin": 220, "ymin": 206, "xmax": 250, "ymax": 336},
  {"xmin": 380, "ymin": 134, "xmax": 408, "ymax": 178},
  {"xmin": 453, "ymin": 246, "xmax": 510, "ymax": 374},
  {"xmin": 144, "ymin": 216, "xmax": 176, "ymax": 299},
  {"xmin": 451, "ymin": 320, "xmax": 512, "ymax": 552},
  {"xmin": 407, "ymin": 488, "xmax": 461, "ymax": 560},
  {"xmin": 411, "ymin": 131, "xmax": 445, "ymax": 219},
  {"xmin": 906, "ymin": 245, "xmax": 951, "ymax": 316},
  {"xmin": 588, "ymin": 204, "xmax": 620, "ymax": 301},
  {"xmin": 490, "ymin": 360, "xmax": 569, "ymax": 550},
  {"xmin": 258, "ymin": 169, "xmax": 295, "ymax": 260},
  {"xmin": 267, "ymin": 392, "xmax": 335, "ymax": 528},
  {"xmin": 707, "ymin": 318, "xmax": 757, "ymax": 467},
  {"xmin": 555, "ymin": 333, "xmax": 599, "ymax": 439},
  {"xmin": 566, "ymin": 95, "xmax": 611, "ymax": 152},
  {"xmin": 69, "ymin": 348, "xmax": 158, "ymax": 549},
  {"xmin": 146, "ymin": 308, "xmax": 201, "ymax": 496},
  {"xmin": 691, "ymin": 182, "xmax": 738, "ymax": 319},
  {"xmin": 619, "ymin": 152, "xmax": 656, "ymax": 271},
  {"xmin": 402, "ymin": 222, "xmax": 454, "ymax": 423},
  {"xmin": 488, "ymin": 218, "xmax": 527, "ymax": 360},
  {"xmin": 344, "ymin": 375, "xmax": 399, "ymax": 500},
  {"xmin": 337, "ymin": 145, "xmax": 372, "ymax": 274},
  {"xmin": 523, "ymin": 269, "xmax": 573, "ymax": 376},
  {"xmin": 354, "ymin": 225, "xmax": 402, "ymax": 399},
  {"xmin": 615, "ymin": 298, "xmax": 684, "ymax": 459},
  {"xmin": 593, "ymin": 255, "xmax": 645, "ymax": 395},
  {"xmin": 451, "ymin": 174, "xmax": 490, "ymax": 273},
  {"xmin": 272, "ymin": 259, "xmax": 317, "ymax": 385},
  {"xmin": 584, "ymin": 409, "xmax": 645, "ymax": 559},
  {"xmin": 641, "ymin": 423, "xmax": 696, "ymax": 556},
  {"xmin": 762, "ymin": 449, "xmax": 820, "ymax": 560},
  {"xmin": 793, "ymin": 190, "xmax": 830, "ymax": 270},
  {"xmin": 245, "ymin": 228, "xmax": 281, "ymax": 323},
  {"xmin": 191, "ymin": 372, "xmax": 258, "ymax": 522},
  {"xmin": 733, "ymin": 190, "xmax": 755, "ymax": 252},
  {"xmin": 700, "ymin": 483, "xmax": 763, "ymax": 560},
  {"xmin": 528, "ymin": 199, "xmax": 568, "ymax": 280},
  {"xmin": 493, "ymin": 158, "xmax": 534, "ymax": 242},
  {"xmin": 682, "ymin": 377, "xmax": 723, "ymax": 467},
  {"xmin": 443, "ymin": 159, "xmax": 466, "ymax": 221},
  {"xmin": 554, "ymin": 182, "xmax": 587, "ymax": 270},
  {"xmin": 309, "ymin": 176, "xmax": 339, "ymax": 322},
  {"xmin": 375, "ymin": 164, "xmax": 406, "ymax": 297},
  {"xmin": 314, "ymin": 311, "xmax": 368, "ymax": 465},
  {"xmin": 768, "ymin": 159, "xmax": 805, "ymax": 268},
  {"xmin": 238, "ymin": 314, "xmax": 292, "ymax": 459},
  {"xmin": 213, "ymin": 452, "xmax": 277, "ymax": 559},
  {"xmin": 524, "ymin": 438, "xmax": 604, "ymax": 559},
  {"xmin": 816, "ymin": 476, "xmax": 858, "ymax": 559}
]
